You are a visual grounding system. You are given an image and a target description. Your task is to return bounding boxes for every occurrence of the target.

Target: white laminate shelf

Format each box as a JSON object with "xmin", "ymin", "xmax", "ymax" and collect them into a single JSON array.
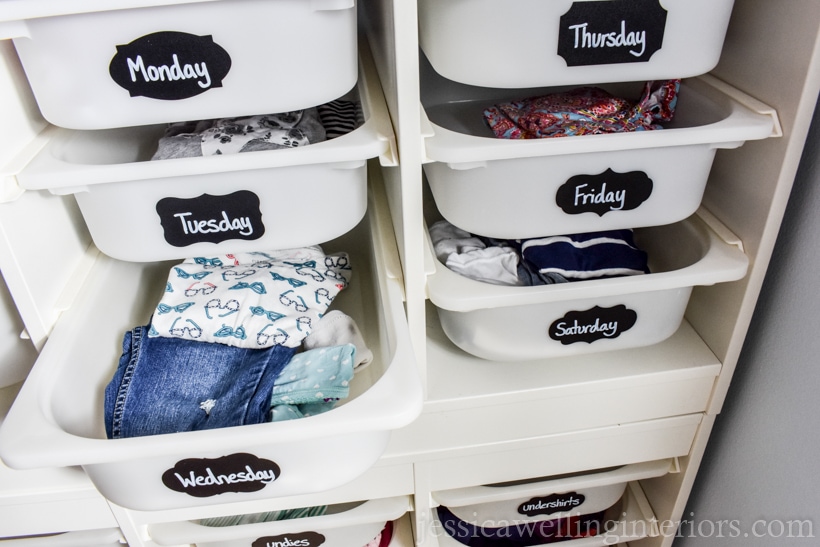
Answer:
[{"xmin": 376, "ymin": 303, "xmax": 716, "ymax": 491}]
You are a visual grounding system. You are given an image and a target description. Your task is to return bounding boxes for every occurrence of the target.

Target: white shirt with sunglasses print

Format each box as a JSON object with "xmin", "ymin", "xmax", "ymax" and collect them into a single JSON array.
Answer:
[{"xmin": 149, "ymin": 246, "xmax": 352, "ymax": 349}]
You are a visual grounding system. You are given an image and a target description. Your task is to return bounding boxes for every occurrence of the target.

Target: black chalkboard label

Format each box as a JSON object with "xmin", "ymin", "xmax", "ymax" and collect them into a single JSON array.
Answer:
[
  {"xmin": 156, "ymin": 190, "xmax": 265, "ymax": 247},
  {"xmin": 549, "ymin": 305, "xmax": 637, "ymax": 345},
  {"xmin": 109, "ymin": 31, "xmax": 231, "ymax": 100},
  {"xmin": 162, "ymin": 453, "xmax": 280, "ymax": 497},
  {"xmin": 556, "ymin": 168, "xmax": 653, "ymax": 217},
  {"xmin": 253, "ymin": 532, "xmax": 326, "ymax": 547},
  {"xmin": 558, "ymin": 0, "xmax": 668, "ymax": 66},
  {"xmin": 518, "ymin": 492, "xmax": 587, "ymax": 517}
]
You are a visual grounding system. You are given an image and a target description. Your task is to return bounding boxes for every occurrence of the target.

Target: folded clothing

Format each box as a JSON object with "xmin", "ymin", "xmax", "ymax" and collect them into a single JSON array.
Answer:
[
  {"xmin": 198, "ymin": 505, "xmax": 328, "ymax": 527},
  {"xmin": 152, "ymin": 99, "xmax": 361, "ymax": 160},
  {"xmin": 303, "ymin": 310, "xmax": 374, "ymax": 370},
  {"xmin": 104, "ymin": 325, "xmax": 295, "ymax": 439},
  {"xmin": 270, "ymin": 344, "xmax": 356, "ymax": 422},
  {"xmin": 429, "ymin": 220, "xmax": 649, "ymax": 286},
  {"xmin": 521, "ymin": 230, "xmax": 650, "ymax": 281},
  {"xmin": 429, "ymin": 220, "xmax": 523, "ymax": 286},
  {"xmin": 149, "ymin": 247, "xmax": 352, "ymax": 349},
  {"xmin": 318, "ymin": 99, "xmax": 363, "ymax": 139},
  {"xmin": 105, "ymin": 245, "xmax": 369, "ymax": 439},
  {"xmin": 152, "ymin": 109, "xmax": 325, "ymax": 159},
  {"xmin": 484, "ymin": 79, "xmax": 680, "ymax": 139}
]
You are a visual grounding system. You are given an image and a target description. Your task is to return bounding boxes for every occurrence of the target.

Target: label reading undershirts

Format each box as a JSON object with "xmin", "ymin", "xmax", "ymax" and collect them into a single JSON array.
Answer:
[
  {"xmin": 549, "ymin": 305, "xmax": 637, "ymax": 345},
  {"xmin": 558, "ymin": 0, "xmax": 668, "ymax": 66},
  {"xmin": 109, "ymin": 31, "xmax": 231, "ymax": 100},
  {"xmin": 156, "ymin": 190, "xmax": 265, "ymax": 247},
  {"xmin": 253, "ymin": 532, "xmax": 326, "ymax": 547},
  {"xmin": 556, "ymin": 168, "xmax": 654, "ymax": 217},
  {"xmin": 162, "ymin": 453, "xmax": 281, "ymax": 497},
  {"xmin": 518, "ymin": 492, "xmax": 586, "ymax": 517}
]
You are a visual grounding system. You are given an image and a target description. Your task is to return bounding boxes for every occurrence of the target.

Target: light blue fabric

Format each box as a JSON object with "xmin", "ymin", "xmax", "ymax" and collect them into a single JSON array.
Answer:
[{"xmin": 270, "ymin": 344, "xmax": 356, "ymax": 421}]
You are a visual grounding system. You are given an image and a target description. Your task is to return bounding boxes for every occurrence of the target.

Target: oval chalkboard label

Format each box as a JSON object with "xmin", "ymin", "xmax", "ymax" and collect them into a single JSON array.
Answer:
[
  {"xmin": 109, "ymin": 31, "xmax": 231, "ymax": 100},
  {"xmin": 556, "ymin": 168, "xmax": 653, "ymax": 217},
  {"xmin": 518, "ymin": 492, "xmax": 586, "ymax": 517},
  {"xmin": 549, "ymin": 305, "xmax": 637, "ymax": 345},
  {"xmin": 156, "ymin": 190, "xmax": 265, "ymax": 247},
  {"xmin": 558, "ymin": 0, "xmax": 668, "ymax": 67},
  {"xmin": 253, "ymin": 532, "xmax": 326, "ymax": 547},
  {"xmin": 162, "ymin": 453, "xmax": 280, "ymax": 497}
]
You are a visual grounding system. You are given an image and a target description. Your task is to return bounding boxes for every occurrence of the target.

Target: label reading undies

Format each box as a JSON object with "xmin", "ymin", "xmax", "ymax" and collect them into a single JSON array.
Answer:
[
  {"xmin": 253, "ymin": 532, "xmax": 327, "ymax": 547},
  {"xmin": 109, "ymin": 31, "xmax": 231, "ymax": 100},
  {"xmin": 556, "ymin": 168, "xmax": 653, "ymax": 217},
  {"xmin": 156, "ymin": 190, "xmax": 265, "ymax": 248},
  {"xmin": 558, "ymin": 0, "xmax": 668, "ymax": 66},
  {"xmin": 549, "ymin": 305, "xmax": 637, "ymax": 345},
  {"xmin": 162, "ymin": 453, "xmax": 281, "ymax": 498}
]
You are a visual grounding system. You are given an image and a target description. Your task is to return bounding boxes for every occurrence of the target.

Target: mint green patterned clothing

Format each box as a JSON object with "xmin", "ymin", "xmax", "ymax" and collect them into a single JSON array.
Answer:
[{"xmin": 270, "ymin": 344, "xmax": 356, "ymax": 421}]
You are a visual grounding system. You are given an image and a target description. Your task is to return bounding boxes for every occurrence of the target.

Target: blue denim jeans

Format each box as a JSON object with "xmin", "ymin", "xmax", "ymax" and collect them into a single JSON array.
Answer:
[{"xmin": 105, "ymin": 325, "xmax": 295, "ymax": 439}]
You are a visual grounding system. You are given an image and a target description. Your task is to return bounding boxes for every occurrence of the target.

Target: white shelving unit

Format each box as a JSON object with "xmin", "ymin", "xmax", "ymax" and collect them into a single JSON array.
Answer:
[
  {"xmin": 1, "ymin": 1, "xmax": 819, "ymax": 546},
  {"xmin": 360, "ymin": 1, "xmax": 820, "ymax": 547}
]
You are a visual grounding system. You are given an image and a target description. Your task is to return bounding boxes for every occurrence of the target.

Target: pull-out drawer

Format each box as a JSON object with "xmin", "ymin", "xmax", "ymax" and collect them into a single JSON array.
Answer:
[
  {"xmin": 147, "ymin": 495, "xmax": 411, "ymax": 547},
  {"xmin": 1, "ymin": 0, "xmax": 359, "ymax": 130},
  {"xmin": 433, "ymin": 459, "xmax": 672, "ymax": 525},
  {"xmin": 421, "ymin": 55, "xmax": 777, "ymax": 239},
  {"xmin": 432, "ymin": 481, "xmax": 659, "ymax": 547},
  {"xmin": 419, "ymin": 0, "xmax": 736, "ymax": 88},
  {"xmin": 426, "ymin": 210, "xmax": 748, "ymax": 361}
]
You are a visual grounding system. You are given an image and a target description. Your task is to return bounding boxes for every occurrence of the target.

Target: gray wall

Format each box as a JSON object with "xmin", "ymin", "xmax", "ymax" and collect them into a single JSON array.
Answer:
[{"xmin": 676, "ymin": 100, "xmax": 820, "ymax": 545}]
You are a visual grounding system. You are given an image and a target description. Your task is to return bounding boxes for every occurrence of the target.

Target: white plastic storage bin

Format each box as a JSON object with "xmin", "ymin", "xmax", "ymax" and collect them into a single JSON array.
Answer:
[
  {"xmin": 433, "ymin": 482, "xmax": 659, "ymax": 547},
  {"xmin": 0, "ymin": 276, "xmax": 38, "ymax": 388},
  {"xmin": 0, "ymin": 188, "xmax": 423, "ymax": 511},
  {"xmin": 0, "ymin": 384, "xmax": 119, "ymax": 539},
  {"xmin": 0, "ymin": 0, "xmax": 359, "ymax": 130},
  {"xmin": 146, "ymin": 495, "xmax": 410, "ymax": 547},
  {"xmin": 418, "ymin": 0, "xmax": 735, "ymax": 88},
  {"xmin": 421, "ymin": 65, "xmax": 777, "ymax": 239},
  {"xmin": 432, "ymin": 459, "xmax": 672, "ymax": 526},
  {"xmin": 13, "ymin": 49, "xmax": 395, "ymax": 263},
  {"xmin": 425, "ymin": 209, "xmax": 748, "ymax": 361}
]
